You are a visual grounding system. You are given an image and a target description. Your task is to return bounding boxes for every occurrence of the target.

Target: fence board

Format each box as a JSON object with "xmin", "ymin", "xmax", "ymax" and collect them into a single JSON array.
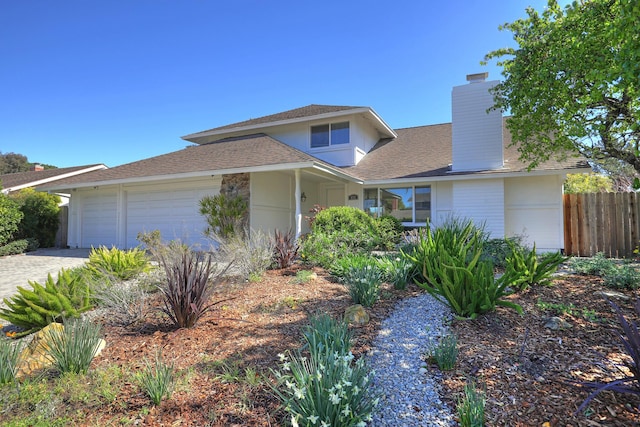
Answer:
[{"xmin": 563, "ymin": 192, "xmax": 640, "ymax": 257}]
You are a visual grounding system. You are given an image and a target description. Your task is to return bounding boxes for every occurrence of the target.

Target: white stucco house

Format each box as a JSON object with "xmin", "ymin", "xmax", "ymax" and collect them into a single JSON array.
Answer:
[{"xmin": 42, "ymin": 73, "xmax": 589, "ymax": 251}]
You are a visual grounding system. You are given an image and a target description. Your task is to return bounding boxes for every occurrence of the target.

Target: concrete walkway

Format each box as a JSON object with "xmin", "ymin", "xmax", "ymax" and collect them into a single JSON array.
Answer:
[{"xmin": 0, "ymin": 248, "xmax": 91, "ymax": 305}]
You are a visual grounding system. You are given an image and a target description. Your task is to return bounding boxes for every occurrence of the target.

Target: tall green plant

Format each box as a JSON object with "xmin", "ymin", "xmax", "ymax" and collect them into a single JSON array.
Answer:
[
  {"xmin": 504, "ymin": 243, "xmax": 566, "ymax": 291},
  {"xmin": 0, "ymin": 339, "xmax": 23, "ymax": 384},
  {"xmin": 199, "ymin": 193, "xmax": 248, "ymax": 239},
  {"xmin": 0, "ymin": 194, "xmax": 22, "ymax": 246},
  {"xmin": 9, "ymin": 188, "xmax": 60, "ymax": 248},
  {"xmin": 87, "ymin": 246, "xmax": 150, "ymax": 281},
  {"xmin": 45, "ymin": 318, "xmax": 103, "ymax": 375}
]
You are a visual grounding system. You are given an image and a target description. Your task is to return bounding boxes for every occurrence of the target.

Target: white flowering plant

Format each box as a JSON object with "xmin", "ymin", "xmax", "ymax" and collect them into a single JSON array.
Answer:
[
  {"xmin": 342, "ymin": 264, "xmax": 382, "ymax": 308},
  {"xmin": 302, "ymin": 313, "xmax": 352, "ymax": 361},
  {"xmin": 272, "ymin": 350, "xmax": 379, "ymax": 427}
]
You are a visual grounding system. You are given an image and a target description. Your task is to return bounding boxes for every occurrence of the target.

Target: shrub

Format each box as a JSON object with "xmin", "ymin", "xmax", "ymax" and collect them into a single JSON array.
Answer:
[
  {"xmin": 431, "ymin": 333, "xmax": 458, "ymax": 371},
  {"xmin": 273, "ymin": 229, "xmax": 299, "ymax": 269},
  {"xmin": 0, "ymin": 238, "xmax": 29, "ymax": 256},
  {"xmin": 576, "ymin": 299, "xmax": 640, "ymax": 414},
  {"xmin": 93, "ymin": 281, "xmax": 149, "ymax": 326},
  {"xmin": 603, "ymin": 264, "xmax": 640, "ymax": 290},
  {"xmin": 157, "ymin": 246, "xmax": 227, "ymax": 328},
  {"xmin": 405, "ymin": 219, "xmax": 522, "ymax": 319},
  {"xmin": 374, "ymin": 214, "xmax": 403, "ymax": 250},
  {"xmin": 302, "ymin": 313, "xmax": 352, "ymax": 360},
  {"xmin": 329, "ymin": 253, "xmax": 377, "ymax": 278},
  {"xmin": 312, "ymin": 206, "xmax": 377, "ymax": 236},
  {"xmin": 199, "ymin": 193, "xmax": 248, "ymax": 239},
  {"xmin": 383, "ymin": 256, "xmax": 413, "ymax": 290},
  {"xmin": 300, "ymin": 231, "xmax": 355, "ymax": 269},
  {"xmin": 504, "ymin": 243, "xmax": 567, "ymax": 291},
  {"xmin": 0, "ymin": 339, "xmax": 23, "ymax": 384},
  {"xmin": 0, "ymin": 194, "xmax": 22, "ymax": 246},
  {"xmin": 0, "ymin": 269, "xmax": 92, "ymax": 337},
  {"xmin": 216, "ymin": 228, "xmax": 273, "ymax": 279},
  {"xmin": 45, "ymin": 318, "xmax": 103, "ymax": 375},
  {"xmin": 137, "ymin": 350, "xmax": 175, "ymax": 405},
  {"xmin": 86, "ymin": 246, "xmax": 151, "ymax": 281},
  {"xmin": 343, "ymin": 263, "xmax": 383, "ymax": 308},
  {"xmin": 457, "ymin": 382, "xmax": 485, "ymax": 427},
  {"xmin": 569, "ymin": 252, "xmax": 616, "ymax": 276},
  {"xmin": 481, "ymin": 236, "xmax": 525, "ymax": 269},
  {"xmin": 10, "ymin": 188, "xmax": 60, "ymax": 248}
]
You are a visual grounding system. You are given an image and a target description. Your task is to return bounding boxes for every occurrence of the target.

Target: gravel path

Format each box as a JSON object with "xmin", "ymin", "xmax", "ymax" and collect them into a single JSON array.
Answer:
[{"xmin": 367, "ymin": 293, "xmax": 457, "ymax": 426}]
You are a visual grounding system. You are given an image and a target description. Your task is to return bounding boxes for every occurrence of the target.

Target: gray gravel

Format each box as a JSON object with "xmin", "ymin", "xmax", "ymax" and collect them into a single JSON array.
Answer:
[{"xmin": 367, "ymin": 293, "xmax": 457, "ymax": 426}]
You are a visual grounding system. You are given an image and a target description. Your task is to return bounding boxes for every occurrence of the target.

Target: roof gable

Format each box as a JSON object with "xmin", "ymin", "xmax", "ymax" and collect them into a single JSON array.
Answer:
[{"xmin": 0, "ymin": 164, "xmax": 107, "ymax": 193}]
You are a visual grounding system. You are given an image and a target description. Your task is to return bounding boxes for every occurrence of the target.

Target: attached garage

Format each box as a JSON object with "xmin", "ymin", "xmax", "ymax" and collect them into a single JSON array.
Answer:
[{"xmin": 78, "ymin": 191, "xmax": 118, "ymax": 248}]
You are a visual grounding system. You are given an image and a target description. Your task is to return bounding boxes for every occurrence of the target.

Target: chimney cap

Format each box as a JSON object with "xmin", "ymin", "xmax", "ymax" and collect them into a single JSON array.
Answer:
[{"xmin": 466, "ymin": 72, "xmax": 488, "ymax": 83}]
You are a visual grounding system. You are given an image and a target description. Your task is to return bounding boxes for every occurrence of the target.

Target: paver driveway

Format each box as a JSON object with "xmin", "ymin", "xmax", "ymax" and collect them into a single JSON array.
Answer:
[{"xmin": 0, "ymin": 248, "xmax": 90, "ymax": 305}]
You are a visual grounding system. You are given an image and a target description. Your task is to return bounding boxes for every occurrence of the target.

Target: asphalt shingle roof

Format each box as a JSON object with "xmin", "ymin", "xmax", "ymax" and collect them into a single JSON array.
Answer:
[
  {"xmin": 44, "ymin": 134, "xmax": 338, "ymax": 188},
  {"xmin": 0, "ymin": 164, "xmax": 105, "ymax": 190},
  {"xmin": 344, "ymin": 119, "xmax": 589, "ymax": 180}
]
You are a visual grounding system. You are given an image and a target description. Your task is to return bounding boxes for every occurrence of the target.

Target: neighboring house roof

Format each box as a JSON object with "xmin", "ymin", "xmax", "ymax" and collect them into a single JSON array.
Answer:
[
  {"xmin": 182, "ymin": 104, "xmax": 397, "ymax": 144},
  {"xmin": 42, "ymin": 134, "xmax": 355, "ymax": 191},
  {"xmin": 0, "ymin": 164, "xmax": 107, "ymax": 194},
  {"xmin": 344, "ymin": 119, "xmax": 590, "ymax": 182}
]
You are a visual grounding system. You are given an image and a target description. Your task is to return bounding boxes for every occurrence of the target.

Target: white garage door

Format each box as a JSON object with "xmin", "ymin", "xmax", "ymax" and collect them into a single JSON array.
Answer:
[
  {"xmin": 81, "ymin": 192, "xmax": 118, "ymax": 248},
  {"xmin": 125, "ymin": 188, "xmax": 216, "ymax": 249}
]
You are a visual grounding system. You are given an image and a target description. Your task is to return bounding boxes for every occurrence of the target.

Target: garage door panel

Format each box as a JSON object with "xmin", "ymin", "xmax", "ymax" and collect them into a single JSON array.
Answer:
[{"xmin": 81, "ymin": 193, "xmax": 118, "ymax": 248}]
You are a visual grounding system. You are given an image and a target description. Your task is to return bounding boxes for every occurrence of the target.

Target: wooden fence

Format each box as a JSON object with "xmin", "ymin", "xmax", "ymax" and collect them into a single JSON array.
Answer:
[{"xmin": 563, "ymin": 192, "xmax": 640, "ymax": 258}]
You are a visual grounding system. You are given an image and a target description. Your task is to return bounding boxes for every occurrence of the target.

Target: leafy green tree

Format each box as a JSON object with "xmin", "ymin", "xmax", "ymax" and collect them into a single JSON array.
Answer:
[
  {"xmin": 484, "ymin": 0, "xmax": 640, "ymax": 172},
  {"xmin": 0, "ymin": 194, "xmax": 22, "ymax": 246},
  {"xmin": 564, "ymin": 173, "xmax": 613, "ymax": 194},
  {"xmin": 10, "ymin": 188, "xmax": 60, "ymax": 247},
  {"xmin": 0, "ymin": 152, "xmax": 30, "ymax": 174}
]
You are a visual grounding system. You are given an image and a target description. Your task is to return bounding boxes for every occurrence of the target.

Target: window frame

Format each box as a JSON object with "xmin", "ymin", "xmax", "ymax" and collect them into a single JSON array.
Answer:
[
  {"xmin": 364, "ymin": 185, "xmax": 431, "ymax": 225},
  {"xmin": 310, "ymin": 121, "xmax": 350, "ymax": 148}
]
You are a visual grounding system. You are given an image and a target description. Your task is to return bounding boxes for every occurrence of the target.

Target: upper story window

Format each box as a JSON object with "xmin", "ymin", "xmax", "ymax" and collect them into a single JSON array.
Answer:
[{"xmin": 310, "ymin": 122, "xmax": 350, "ymax": 148}]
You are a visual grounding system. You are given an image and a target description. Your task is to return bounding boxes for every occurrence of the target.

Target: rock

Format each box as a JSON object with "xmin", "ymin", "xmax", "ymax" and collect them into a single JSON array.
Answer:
[
  {"xmin": 16, "ymin": 323, "xmax": 106, "ymax": 378},
  {"xmin": 344, "ymin": 304, "xmax": 370, "ymax": 326},
  {"xmin": 594, "ymin": 290, "xmax": 630, "ymax": 301},
  {"xmin": 544, "ymin": 316, "xmax": 572, "ymax": 330}
]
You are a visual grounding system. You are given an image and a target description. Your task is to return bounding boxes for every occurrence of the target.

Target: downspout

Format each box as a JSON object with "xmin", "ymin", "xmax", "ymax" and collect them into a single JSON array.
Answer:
[{"xmin": 295, "ymin": 169, "xmax": 302, "ymax": 239}]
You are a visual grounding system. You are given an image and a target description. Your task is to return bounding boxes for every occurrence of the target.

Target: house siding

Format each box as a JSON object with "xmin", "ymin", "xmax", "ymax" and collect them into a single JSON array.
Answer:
[
  {"xmin": 452, "ymin": 179, "xmax": 505, "ymax": 238},
  {"xmin": 250, "ymin": 171, "xmax": 295, "ymax": 234}
]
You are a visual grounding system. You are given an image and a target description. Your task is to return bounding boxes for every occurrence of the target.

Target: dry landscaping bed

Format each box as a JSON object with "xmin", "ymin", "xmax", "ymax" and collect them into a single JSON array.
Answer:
[{"xmin": 2, "ymin": 266, "xmax": 640, "ymax": 426}]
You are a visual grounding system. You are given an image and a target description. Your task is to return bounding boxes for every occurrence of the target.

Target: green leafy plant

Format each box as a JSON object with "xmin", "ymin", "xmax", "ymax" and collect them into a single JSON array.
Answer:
[
  {"xmin": 0, "ymin": 193, "xmax": 23, "ymax": 246},
  {"xmin": 384, "ymin": 257, "xmax": 413, "ymax": 290},
  {"xmin": 0, "ymin": 238, "xmax": 30, "ymax": 256},
  {"xmin": 157, "ymin": 246, "xmax": 229, "ymax": 328},
  {"xmin": 431, "ymin": 333, "xmax": 458, "ymax": 371},
  {"xmin": 137, "ymin": 350, "xmax": 175, "ymax": 405},
  {"xmin": 504, "ymin": 243, "xmax": 567, "ymax": 291},
  {"xmin": 199, "ymin": 193, "xmax": 248, "ymax": 239},
  {"xmin": 569, "ymin": 252, "xmax": 616, "ymax": 276},
  {"xmin": 292, "ymin": 270, "xmax": 316, "ymax": 284},
  {"xmin": 302, "ymin": 313, "xmax": 352, "ymax": 360},
  {"xmin": 9, "ymin": 188, "xmax": 61, "ymax": 248},
  {"xmin": 342, "ymin": 264, "xmax": 383, "ymax": 308},
  {"xmin": 273, "ymin": 228, "xmax": 299, "ymax": 269},
  {"xmin": 457, "ymin": 381, "xmax": 485, "ymax": 427},
  {"xmin": 329, "ymin": 253, "xmax": 377, "ymax": 278},
  {"xmin": 0, "ymin": 269, "xmax": 92, "ymax": 337},
  {"xmin": 576, "ymin": 299, "xmax": 640, "ymax": 414},
  {"xmin": 374, "ymin": 214, "xmax": 403, "ymax": 250},
  {"xmin": 481, "ymin": 236, "xmax": 525, "ymax": 269},
  {"xmin": 86, "ymin": 246, "xmax": 151, "ymax": 281},
  {"xmin": 0, "ymin": 339, "xmax": 23, "ymax": 384},
  {"xmin": 405, "ymin": 220, "xmax": 522, "ymax": 319},
  {"xmin": 603, "ymin": 264, "xmax": 640, "ymax": 290},
  {"xmin": 45, "ymin": 318, "xmax": 103, "ymax": 375}
]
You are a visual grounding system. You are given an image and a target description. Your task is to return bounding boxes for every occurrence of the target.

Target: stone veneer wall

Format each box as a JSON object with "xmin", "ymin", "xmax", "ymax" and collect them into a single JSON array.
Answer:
[{"xmin": 220, "ymin": 173, "xmax": 250, "ymax": 229}]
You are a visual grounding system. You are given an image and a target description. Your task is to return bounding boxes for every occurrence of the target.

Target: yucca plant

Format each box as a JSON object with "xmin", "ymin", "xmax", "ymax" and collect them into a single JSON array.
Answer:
[
  {"xmin": 0, "ymin": 269, "xmax": 92, "ymax": 337},
  {"xmin": 45, "ymin": 318, "xmax": 103, "ymax": 375},
  {"xmin": 137, "ymin": 349, "xmax": 175, "ymax": 405},
  {"xmin": 157, "ymin": 247, "xmax": 228, "ymax": 328},
  {"xmin": 87, "ymin": 246, "xmax": 151, "ymax": 281},
  {"xmin": 0, "ymin": 339, "xmax": 23, "ymax": 384}
]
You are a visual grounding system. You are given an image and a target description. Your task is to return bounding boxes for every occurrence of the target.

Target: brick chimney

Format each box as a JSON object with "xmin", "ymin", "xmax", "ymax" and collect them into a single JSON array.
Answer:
[
  {"xmin": 451, "ymin": 73, "xmax": 504, "ymax": 171},
  {"xmin": 31, "ymin": 164, "xmax": 44, "ymax": 171}
]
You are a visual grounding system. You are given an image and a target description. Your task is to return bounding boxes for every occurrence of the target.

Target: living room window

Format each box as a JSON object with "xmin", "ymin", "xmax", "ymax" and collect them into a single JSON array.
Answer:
[
  {"xmin": 364, "ymin": 186, "xmax": 431, "ymax": 224},
  {"xmin": 310, "ymin": 122, "xmax": 350, "ymax": 148}
]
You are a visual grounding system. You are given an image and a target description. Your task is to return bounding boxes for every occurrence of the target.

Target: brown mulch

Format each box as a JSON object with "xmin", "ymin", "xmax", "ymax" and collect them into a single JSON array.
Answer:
[{"xmin": 5, "ymin": 265, "xmax": 640, "ymax": 426}]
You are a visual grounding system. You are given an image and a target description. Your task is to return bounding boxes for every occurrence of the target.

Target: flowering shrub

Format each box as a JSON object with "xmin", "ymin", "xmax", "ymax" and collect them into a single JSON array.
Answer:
[{"xmin": 272, "ymin": 351, "xmax": 378, "ymax": 427}]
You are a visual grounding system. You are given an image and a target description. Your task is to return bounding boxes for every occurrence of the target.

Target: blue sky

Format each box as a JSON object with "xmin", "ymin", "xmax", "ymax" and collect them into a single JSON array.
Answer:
[{"xmin": 1, "ymin": 0, "xmax": 566, "ymax": 168}]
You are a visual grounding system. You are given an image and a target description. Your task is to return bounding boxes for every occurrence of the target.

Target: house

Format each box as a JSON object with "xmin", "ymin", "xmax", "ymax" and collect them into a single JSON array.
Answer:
[
  {"xmin": 1, "ymin": 164, "xmax": 108, "ymax": 200},
  {"xmin": 41, "ymin": 73, "xmax": 590, "ymax": 251}
]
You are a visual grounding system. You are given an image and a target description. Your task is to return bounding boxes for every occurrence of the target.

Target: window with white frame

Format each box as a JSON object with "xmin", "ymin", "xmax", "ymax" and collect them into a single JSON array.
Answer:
[
  {"xmin": 364, "ymin": 186, "xmax": 431, "ymax": 224},
  {"xmin": 310, "ymin": 122, "xmax": 350, "ymax": 148}
]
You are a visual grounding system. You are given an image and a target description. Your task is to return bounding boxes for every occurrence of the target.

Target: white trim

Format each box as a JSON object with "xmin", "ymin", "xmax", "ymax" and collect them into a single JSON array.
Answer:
[
  {"xmin": 182, "ymin": 107, "xmax": 397, "ymax": 142},
  {"xmin": 1, "ymin": 164, "xmax": 108, "ymax": 194}
]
